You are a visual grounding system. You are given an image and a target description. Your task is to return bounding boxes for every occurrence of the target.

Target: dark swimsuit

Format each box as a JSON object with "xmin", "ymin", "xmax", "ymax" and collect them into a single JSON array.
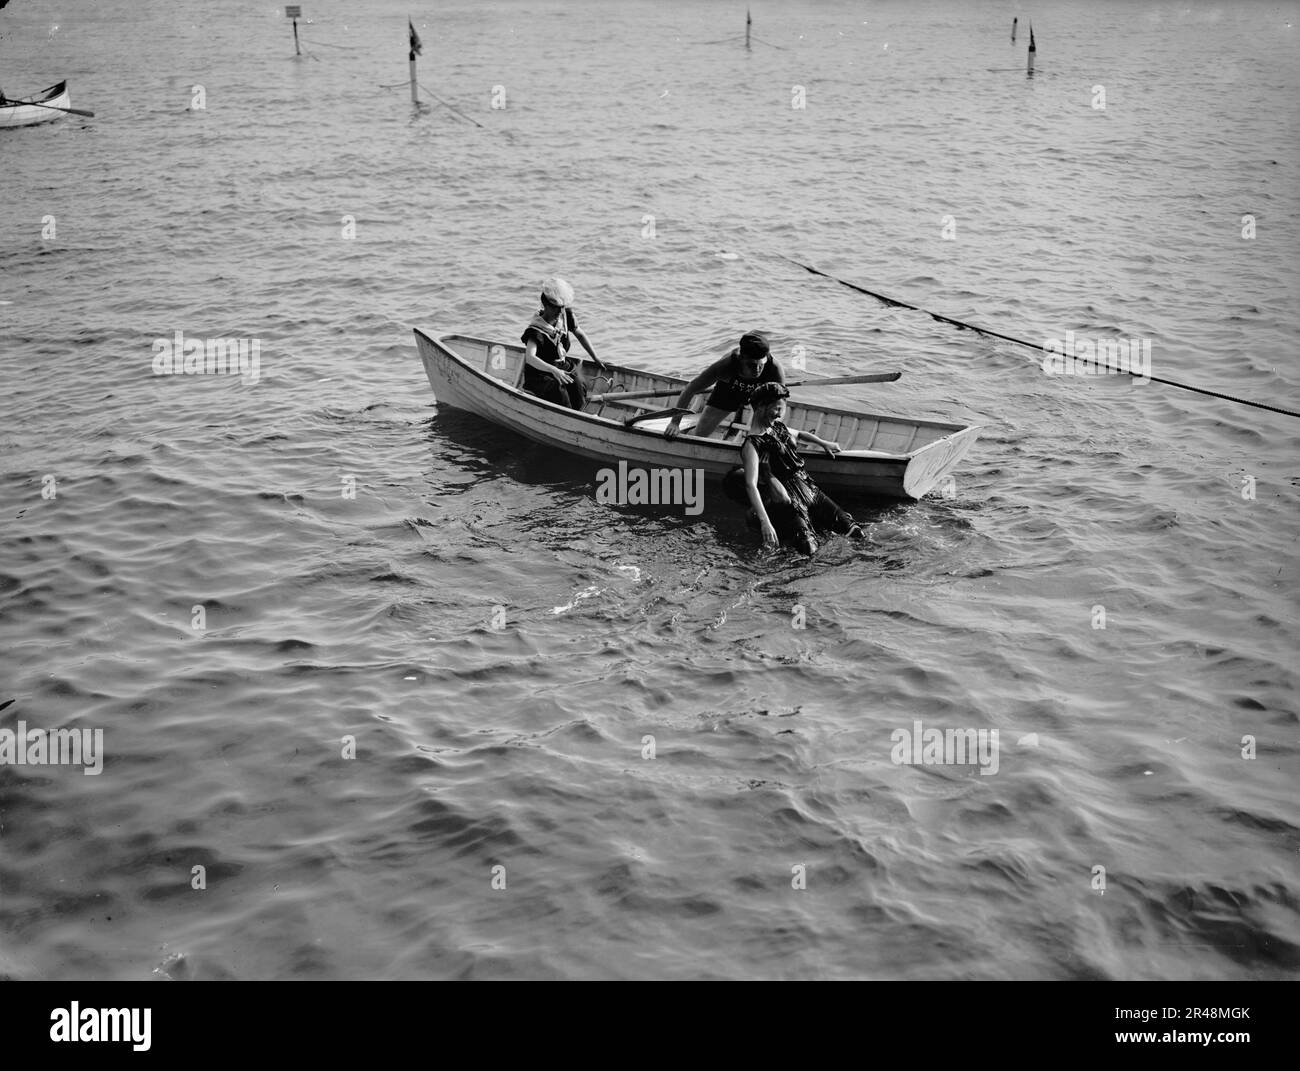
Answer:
[
  {"xmin": 744, "ymin": 421, "xmax": 818, "ymax": 507},
  {"xmin": 727, "ymin": 420, "xmax": 859, "ymax": 541},
  {"xmin": 521, "ymin": 309, "xmax": 586, "ymax": 410},
  {"xmin": 706, "ymin": 350, "xmax": 783, "ymax": 415}
]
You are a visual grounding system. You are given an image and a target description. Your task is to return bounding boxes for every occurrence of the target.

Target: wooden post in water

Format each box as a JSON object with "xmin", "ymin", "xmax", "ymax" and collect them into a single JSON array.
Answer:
[
  {"xmin": 1027, "ymin": 24, "xmax": 1036, "ymax": 76},
  {"xmin": 285, "ymin": 5, "xmax": 302, "ymax": 56},
  {"xmin": 746, "ymin": 9, "xmax": 752, "ymax": 50},
  {"xmin": 1011, "ymin": 17, "xmax": 1017, "ymax": 43},
  {"xmin": 408, "ymin": 17, "xmax": 423, "ymax": 105}
]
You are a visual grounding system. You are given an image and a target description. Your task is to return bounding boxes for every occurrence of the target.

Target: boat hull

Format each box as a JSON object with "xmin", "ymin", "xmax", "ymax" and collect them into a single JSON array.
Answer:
[
  {"xmin": 0, "ymin": 82, "xmax": 70, "ymax": 129},
  {"xmin": 413, "ymin": 329, "xmax": 979, "ymax": 501}
]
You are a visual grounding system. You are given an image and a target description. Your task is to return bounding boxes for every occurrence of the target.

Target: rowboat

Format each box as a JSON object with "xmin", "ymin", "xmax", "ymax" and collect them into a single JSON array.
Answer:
[
  {"xmin": 0, "ymin": 81, "xmax": 71, "ymax": 129},
  {"xmin": 413, "ymin": 329, "xmax": 979, "ymax": 500}
]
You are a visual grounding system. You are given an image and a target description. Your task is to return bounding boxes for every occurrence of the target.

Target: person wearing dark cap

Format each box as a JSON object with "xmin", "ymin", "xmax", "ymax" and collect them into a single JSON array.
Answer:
[
  {"xmin": 663, "ymin": 331, "xmax": 785, "ymax": 439},
  {"xmin": 521, "ymin": 276, "xmax": 606, "ymax": 410},
  {"xmin": 726, "ymin": 381, "xmax": 864, "ymax": 554}
]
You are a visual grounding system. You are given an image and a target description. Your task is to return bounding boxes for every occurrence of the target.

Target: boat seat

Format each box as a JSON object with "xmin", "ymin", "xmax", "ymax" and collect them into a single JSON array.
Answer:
[
  {"xmin": 586, "ymin": 394, "xmax": 672, "ymax": 413},
  {"xmin": 622, "ymin": 414, "xmax": 758, "ymax": 440},
  {"xmin": 627, "ymin": 415, "xmax": 899, "ymax": 456},
  {"xmin": 586, "ymin": 395, "xmax": 683, "ymax": 424},
  {"xmin": 592, "ymin": 395, "xmax": 897, "ymax": 454},
  {"xmin": 593, "ymin": 395, "xmax": 737, "ymax": 422},
  {"xmin": 482, "ymin": 345, "xmax": 526, "ymax": 388},
  {"xmin": 633, "ymin": 415, "xmax": 696, "ymax": 435}
]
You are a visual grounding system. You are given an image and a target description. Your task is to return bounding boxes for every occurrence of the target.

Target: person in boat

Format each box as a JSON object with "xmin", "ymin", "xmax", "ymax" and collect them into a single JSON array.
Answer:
[
  {"xmin": 521, "ymin": 276, "xmax": 605, "ymax": 410},
  {"xmin": 726, "ymin": 381, "xmax": 864, "ymax": 554},
  {"xmin": 663, "ymin": 331, "xmax": 785, "ymax": 439}
]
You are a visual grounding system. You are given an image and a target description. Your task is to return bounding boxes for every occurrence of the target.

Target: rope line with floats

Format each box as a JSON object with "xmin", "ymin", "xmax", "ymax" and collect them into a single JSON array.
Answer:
[{"xmin": 780, "ymin": 257, "xmax": 1300, "ymax": 421}]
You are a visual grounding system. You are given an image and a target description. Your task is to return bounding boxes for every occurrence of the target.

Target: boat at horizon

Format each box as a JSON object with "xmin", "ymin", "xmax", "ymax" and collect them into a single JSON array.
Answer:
[{"xmin": 0, "ymin": 81, "xmax": 72, "ymax": 129}]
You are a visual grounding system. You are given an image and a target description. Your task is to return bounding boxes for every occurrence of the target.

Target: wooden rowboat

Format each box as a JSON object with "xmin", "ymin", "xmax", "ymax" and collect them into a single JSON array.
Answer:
[
  {"xmin": 0, "ymin": 81, "xmax": 71, "ymax": 129},
  {"xmin": 413, "ymin": 329, "xmax": 979, "ymax": 500}
]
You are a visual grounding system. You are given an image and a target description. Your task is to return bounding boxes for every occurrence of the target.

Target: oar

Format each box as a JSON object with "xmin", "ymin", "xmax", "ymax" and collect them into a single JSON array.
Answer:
[
  {"xmin": 4, "ymin": 98, "xmax": 95, "ymax": 118},
  {"xmin": 590, "ymin": 370, "xmax": 900, "ymax": 404}
]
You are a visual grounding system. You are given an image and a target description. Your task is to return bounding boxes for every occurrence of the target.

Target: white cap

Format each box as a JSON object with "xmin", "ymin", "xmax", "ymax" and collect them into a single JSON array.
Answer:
[{"xmin": 541, "ymin": 276, "xmax": 575, "ymax": 307}]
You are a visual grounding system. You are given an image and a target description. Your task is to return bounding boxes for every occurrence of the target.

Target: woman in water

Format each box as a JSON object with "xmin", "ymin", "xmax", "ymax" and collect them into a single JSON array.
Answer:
[{"xmin": 729, "ymin": 381, "xmax": 865, "ymax": 554}]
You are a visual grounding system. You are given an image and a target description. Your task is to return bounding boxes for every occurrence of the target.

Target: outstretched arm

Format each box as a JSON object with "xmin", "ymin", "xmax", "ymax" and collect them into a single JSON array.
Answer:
[
  {"xmin": 742, "ymin": 442, "xmax": 779, "ymax": 548},
  {"xmin": 673, "ymin": 353, "xmax": 733, "ymax": 407},
  {"xmin": 666, "ymin": 355, "xmax": 732, "ymax": 437},
  {"xmin": 797, "ymin": 428, "xmax": 842, "ymax": 457}
]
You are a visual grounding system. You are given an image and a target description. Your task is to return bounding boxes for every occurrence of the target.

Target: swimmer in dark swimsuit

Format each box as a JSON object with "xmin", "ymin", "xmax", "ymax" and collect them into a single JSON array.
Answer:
[
  {"xmin": 663, "ymin": 331, "xmax": 784, "ymax": 439},
  {"xmin": 727, "ymin": 382, "xmax": 864, "ymax": 555}
]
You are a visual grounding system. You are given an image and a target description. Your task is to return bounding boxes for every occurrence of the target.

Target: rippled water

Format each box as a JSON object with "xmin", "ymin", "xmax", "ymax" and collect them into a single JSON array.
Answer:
[{"xmin": 1, "ymin": 0, "xmax": 1297, "ymax": 980}]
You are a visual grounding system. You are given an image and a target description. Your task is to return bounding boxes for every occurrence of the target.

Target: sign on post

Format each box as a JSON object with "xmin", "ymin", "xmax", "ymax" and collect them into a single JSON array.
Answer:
[{"xmin": 285, "ymin": 6, "xmax": 302, "ymax": 55}]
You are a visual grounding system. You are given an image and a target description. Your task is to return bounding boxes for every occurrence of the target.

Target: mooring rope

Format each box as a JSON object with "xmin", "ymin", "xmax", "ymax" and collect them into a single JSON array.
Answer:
[{"xmin": 416, "ymin": 82, "xmax": 486, "ymax": 129}]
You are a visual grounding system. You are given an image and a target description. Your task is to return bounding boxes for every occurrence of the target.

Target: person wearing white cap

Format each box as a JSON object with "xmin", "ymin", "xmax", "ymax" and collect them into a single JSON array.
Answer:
[{"xmin": 520, "ymin": 276, "xmax": 606, "ymax": 410}]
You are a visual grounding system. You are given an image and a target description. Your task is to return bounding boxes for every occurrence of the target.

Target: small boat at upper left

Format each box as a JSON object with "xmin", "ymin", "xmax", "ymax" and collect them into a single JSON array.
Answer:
[{"xmin": 0, "ymin": 81, "xmax": 72, "ymax": 129}]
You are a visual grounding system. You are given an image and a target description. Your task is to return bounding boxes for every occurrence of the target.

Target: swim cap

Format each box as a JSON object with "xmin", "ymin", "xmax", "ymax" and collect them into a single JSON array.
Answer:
[
  {"xmin": 540, "ymin": 277, "xmax": 575, "ymax": 307},
  {"xmin": 738, "ymin": 331, "xmax": 770, "ymax": 360}
]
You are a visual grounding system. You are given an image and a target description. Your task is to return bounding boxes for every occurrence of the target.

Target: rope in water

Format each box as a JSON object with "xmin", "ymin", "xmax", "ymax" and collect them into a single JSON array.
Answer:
[
  {"xmin": 376, "ymin": 79, "xmax": 491, "ymax": 131},
  {"xmin": 416, "ymin": 83, "xmax": 487, "ymax": 130},
  {"xmin": 696, "ymin": 34, "xmax": 788, "ymax": 49},
  {"xmin": 296, "ymin": 34, "xmax": 366, "ymax": 51},
  {"xmin": 781, "ymin": 256, "xmax": 1300, "ymax": 420}
]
